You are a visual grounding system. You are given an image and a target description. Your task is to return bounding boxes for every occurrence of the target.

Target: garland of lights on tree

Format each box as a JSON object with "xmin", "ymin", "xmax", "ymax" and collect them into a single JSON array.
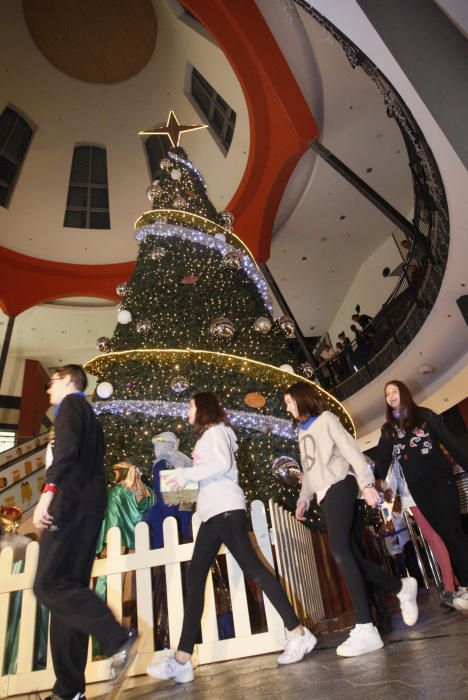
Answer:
[{"xmin": 84, "ymin": 112, "xmax": 355, "ymax": 529}]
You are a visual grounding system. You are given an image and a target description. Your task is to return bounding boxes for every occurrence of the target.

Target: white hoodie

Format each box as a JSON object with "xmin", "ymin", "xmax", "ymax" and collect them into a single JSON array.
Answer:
[{"xmin": 175, "ymin": 423, "xmax": 246, "ymax": 522}]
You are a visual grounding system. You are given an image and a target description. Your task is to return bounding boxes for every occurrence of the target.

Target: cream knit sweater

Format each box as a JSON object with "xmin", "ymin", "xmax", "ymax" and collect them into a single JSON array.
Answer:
[{"xmin": 297, "ymin": 411, "xmax": 374, "ymax": 507}]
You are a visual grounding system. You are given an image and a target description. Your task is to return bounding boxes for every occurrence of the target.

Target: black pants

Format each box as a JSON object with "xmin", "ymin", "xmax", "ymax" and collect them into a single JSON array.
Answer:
[
  {"xmin": 321, "ymin": 476, "xmax": 402, "ymax": 624},
  {"xmin": 410, "ymin": 471, "xmax": 468, "ymax": 585},
  {"xmin": 178, "ymin": 509, "xmax": 299, "ymax": 654},
  {"xmin": 33, "ymin": 513, "xmax": 127, "ymax": 697}
]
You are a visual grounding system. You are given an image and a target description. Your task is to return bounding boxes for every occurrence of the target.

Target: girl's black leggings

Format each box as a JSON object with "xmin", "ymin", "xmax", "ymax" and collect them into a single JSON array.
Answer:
[
  {"xmin": 321, "ymin": 475, "xmax": 402, "ymax": 624},
  {"xmin": 178, "ymin": 509, "xmax": 300, "ymax": 654}
]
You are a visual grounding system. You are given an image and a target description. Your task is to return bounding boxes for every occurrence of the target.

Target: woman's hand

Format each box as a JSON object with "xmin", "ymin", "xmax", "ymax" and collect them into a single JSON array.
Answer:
[
  {"xmin": 165, "ymin": 475, "xmax": 184, "ymax": 492},
  {"xmin": 295, "ymin": 501, "xmax": 308, "ymax": 521},
  {"xmin": 362, "ymin": 486, "xmax": 381, "ymax": 508}
]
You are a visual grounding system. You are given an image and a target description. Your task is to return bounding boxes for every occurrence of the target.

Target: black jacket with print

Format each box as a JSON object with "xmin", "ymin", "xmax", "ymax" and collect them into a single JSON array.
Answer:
[{"xmin": 375, "ymin": 408, "xmax": 468, "ymax": 485}]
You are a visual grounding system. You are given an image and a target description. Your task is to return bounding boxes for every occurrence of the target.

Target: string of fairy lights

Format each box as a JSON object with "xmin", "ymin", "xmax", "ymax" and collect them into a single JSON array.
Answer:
[
  {"xmin": 134, "ymin": 221, "xmax": 273, "ymax": 312},
  {"xmin": 93, "ymin": 399, "xmax": 296, "ymax": 439}
]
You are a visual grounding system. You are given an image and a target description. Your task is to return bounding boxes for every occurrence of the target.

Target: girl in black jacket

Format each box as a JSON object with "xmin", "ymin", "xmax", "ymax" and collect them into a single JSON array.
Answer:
[{"xmin": 375, "ymin": 380, "xmax": 468, "ymax": 610}]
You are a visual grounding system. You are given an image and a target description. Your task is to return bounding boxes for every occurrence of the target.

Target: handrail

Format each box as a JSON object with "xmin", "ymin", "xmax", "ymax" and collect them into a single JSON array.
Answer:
[{"xmin": 293, "ymin": 1, "xmax": 449, "ymax": 400}]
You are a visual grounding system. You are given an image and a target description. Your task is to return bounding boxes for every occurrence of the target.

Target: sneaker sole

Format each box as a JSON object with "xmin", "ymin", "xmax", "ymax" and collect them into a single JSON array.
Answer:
[{"xmin": 146, "ymin": 665, "xmax": 194, "ymax": 683}]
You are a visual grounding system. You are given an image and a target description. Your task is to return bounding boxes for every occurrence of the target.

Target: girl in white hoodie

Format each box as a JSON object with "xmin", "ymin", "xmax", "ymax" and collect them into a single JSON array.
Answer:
[{"xmin": 147, "ymin": 392, "xmax": 315, "ymax": 684}]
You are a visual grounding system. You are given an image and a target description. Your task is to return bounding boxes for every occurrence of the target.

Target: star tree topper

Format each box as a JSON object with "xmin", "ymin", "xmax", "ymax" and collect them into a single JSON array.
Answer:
[{"xmin": 139, "ymin": 110, "xmax": 208, "ymax": 147}]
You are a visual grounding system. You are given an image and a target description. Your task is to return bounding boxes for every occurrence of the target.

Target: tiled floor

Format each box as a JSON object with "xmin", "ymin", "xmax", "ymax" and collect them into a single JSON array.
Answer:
[
  {"xmin": 100, "ymin": 591, "xmax": 468, "ymax": 700},
  {"xmin": 14, "ymin": 591, "xmax": 468, "ymax": 700}
]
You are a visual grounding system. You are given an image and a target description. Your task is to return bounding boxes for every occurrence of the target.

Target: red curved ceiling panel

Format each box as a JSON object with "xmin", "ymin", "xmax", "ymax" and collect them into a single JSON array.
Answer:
[{"xmin": 0, "ymin": 0, "xmax": 317, "ymax": 316}]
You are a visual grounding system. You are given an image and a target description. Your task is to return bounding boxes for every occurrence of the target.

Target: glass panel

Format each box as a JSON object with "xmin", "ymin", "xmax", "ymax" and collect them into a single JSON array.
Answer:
[
  {"xmin": 192, "ymin": 67, "xmax": 211, "ymax": 94},
  {"xmin": 91, "ymin": 187, "xmax": 109, "ymax": 208},
  {"xmin": 145, "ymin": 135, "xmax": 169, "ymax": 180},
  {"xmin": 91, "ymin": 147, "xmax": 107, "ymax": 185},
  {"xmin": 192, "ymin": 81, "xmax": 211, "ymax": 116},
  {"xmin": 64, "ymin": 210, "xmax": 87, "ymax": 228},
  {"xmin": 214, "ymin": 93, "xmax": 228, "ymax": 115},
  {"xmin": 225, "ymin": 123, "xmax": 234, "ymax": 148},
  {"xmin": 70, "ymin": 146, "xmax": 91, "ymax": 184},
  {"xmin": 90, "ymin": 211, "xmax": 110, "ymax": 229},
  {"xmin": 67, "ymin": 186, "xmax": 88, "ymax": 207},
  {"xmin": 4, "ymin": 118, "xmax": 32, "ymax": 161},
  {"xmin": 0, "ymin": 108, "xmax": 17, "ymax": 149},
  {"xmin": 211, "ymin": 107, "xmax": 224, "ymax": 135},
  {"xmin": 0, "ymin": 156, "xmax": 17, "ymax": 184},
  {"xmin": 0, "ymin": 185, "xmax": 9, "ymax": 207}
]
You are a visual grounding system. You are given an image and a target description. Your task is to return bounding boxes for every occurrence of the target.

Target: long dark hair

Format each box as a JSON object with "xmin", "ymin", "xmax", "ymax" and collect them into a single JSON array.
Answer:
[
  {"xmin": 284, "ymin": 382, "xmax": 327, "ymax": 425},
  {"xmin": 192, "ymin": 392, "xmax": 229, "ymax": 436},
  {"xmin": 383, "ymin": 380, "xmax": 423, "ymax": 438}
]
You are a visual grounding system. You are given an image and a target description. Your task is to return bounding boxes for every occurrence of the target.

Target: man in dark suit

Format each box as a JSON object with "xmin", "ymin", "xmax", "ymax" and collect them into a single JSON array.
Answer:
[{"xmin": 33, "ymin": 365, "xmax": 137, "ymax": 700}]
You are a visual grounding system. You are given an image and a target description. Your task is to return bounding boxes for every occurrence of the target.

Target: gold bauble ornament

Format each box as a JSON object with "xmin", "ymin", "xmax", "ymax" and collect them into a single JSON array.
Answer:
[
  {"xmin": 254, "ymin": 316, "xmax": 272, "ymax": 334},
  {"xmin": 221, "ymin": 251, "xmax": 242, "ymax": 270},
  {"xmin": 244, "ymin": 392, "xmax": 266, "ymax": 409},
  {"xmin": 272, "ymin": 456, "xmax": 302, "ymax": 487}
]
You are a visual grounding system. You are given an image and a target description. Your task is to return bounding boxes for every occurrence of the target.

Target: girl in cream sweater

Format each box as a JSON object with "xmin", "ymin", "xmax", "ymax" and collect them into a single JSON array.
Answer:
[{"xmin": 284, "ymin": 382, "xmax": 418, "ymax": 658}]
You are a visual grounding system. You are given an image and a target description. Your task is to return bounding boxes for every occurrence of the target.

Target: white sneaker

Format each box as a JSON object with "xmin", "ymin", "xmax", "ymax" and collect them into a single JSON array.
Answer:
[
  {"xmin": 397, "ymin": 577, "xmax": 418, "ymax": 626},
  {"xmin": 277, "ymin": 627, "xmax": 317, "ymax": 665},
  {"xmin": 453, "ymin": 586, "xmax": 468, "ymax": 611},
  {"xmin": 146, "ymin": 655, "xmax": 194, "ymax": 683},
  {"xmin": 336, "ymin": 624, "xmax": 384, "ymax": 657}
]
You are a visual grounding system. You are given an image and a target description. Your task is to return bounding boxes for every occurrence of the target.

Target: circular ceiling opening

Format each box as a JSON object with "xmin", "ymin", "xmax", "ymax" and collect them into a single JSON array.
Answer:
[{"xmin": 23, "ymin": 0, "xmax": 157, "ymax": 84}]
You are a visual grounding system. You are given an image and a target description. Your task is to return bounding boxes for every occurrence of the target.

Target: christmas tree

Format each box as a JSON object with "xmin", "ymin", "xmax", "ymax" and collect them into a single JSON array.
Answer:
[{"xmin": 85, "ymin": 112, "xmax": 354, "ymax": 527}]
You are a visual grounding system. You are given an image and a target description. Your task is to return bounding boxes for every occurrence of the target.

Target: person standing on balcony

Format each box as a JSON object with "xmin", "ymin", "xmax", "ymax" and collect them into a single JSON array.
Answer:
[
  {"xmin": 284, "ymin": 381, "xmax": 418, "ymax": 658},
  {"xmin": 375, "ymin": 380, "xmax": 468, "ymax": 612},
  {"xmin": 32, "ymin": 364, "xmax": 137, "ymax": 700},
  {"xmin": 146, "ymin": 391, "xmax": 315, "ymax": 685}
]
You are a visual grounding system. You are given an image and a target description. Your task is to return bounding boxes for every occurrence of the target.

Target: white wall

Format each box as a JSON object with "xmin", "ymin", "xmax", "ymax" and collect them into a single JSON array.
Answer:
[{"xmin": 328, "ymin": 233, "xmax": 402, "ymax": 343}]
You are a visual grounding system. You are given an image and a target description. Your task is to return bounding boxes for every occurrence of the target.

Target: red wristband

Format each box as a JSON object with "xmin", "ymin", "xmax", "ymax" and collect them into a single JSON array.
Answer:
[{"xmin": 43, "ymin": 483, "xmax": 57, "ymax": 494}]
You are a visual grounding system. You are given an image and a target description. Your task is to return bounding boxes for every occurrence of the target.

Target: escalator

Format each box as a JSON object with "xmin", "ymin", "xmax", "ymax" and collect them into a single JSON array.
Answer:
[{"xmin": 0, "ymin": 433, "xmax": 48, "ymax": 517}]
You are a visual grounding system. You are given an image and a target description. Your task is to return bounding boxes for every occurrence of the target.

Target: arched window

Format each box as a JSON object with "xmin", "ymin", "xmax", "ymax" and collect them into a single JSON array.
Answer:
[
  {"xmin": 64, "ymin": 145, "xmax": 110, "ymax": 229},
  {"xmin": 190, "ymin": 67, "xmax": 236, "ymax": 153},
  {"xmin": 0, "ymin": 106, "xmax": 34, "ymax": 208}
]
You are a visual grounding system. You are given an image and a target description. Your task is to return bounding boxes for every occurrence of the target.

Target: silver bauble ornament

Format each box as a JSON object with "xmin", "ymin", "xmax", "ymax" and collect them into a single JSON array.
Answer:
[
  {"xmin": 173, "ymin": 195, "xmax": 187, "ymax": 208},
  {"xmin": 209, "ymin": 317, "xmax": 235, "ymax": 340},
  {"xmin": 96, "ymin": 336, "xmax": 110, "ymax": 352},
  {"xmin": 272, "ymin": 456, "xmax": 302, "ymax": 487},
  {"xmin": 136, "ymin": 319, "xmax": 152, "ymax": 334},
  {"xmin": 254, "ymin": 316, "xmax": 272, "ymax": 334},
  {"xmin": 221, "ymin": 251, "xmax": 242, "ymax": 270},
  {"xmin": 117, "ymin": 309, "xmax": 132, "ymax": 324},
  {"xmin": 146, "ymin": 183, "xmax": 160, "ymax": 201},
  {"xmin": 171, "ymin": 168, "xmax": 182, "ymax": 180},
  {"xmin": 150, "ymin": 246, "xmax": 167, "ymax": 261},
  {"xmin": 116, "ymin": 282, "xmax": 128, "ymax": 296},
  {"xmin": 299, "ymin": 362, "xmax": 314, "ymax": 378},
  {"xmin": 276, "ymin": 315, "xmax": 295, "ymax": 337},
  {"xmin": 220, "ymin": 211, "xmax": 235, "ymax": 229},
  {"xmin": 171, "ymin": 376, "xmax": 190, "ymax": 394},
  {"xmin": 279, "ymin": 363, "xmax": 295, "ymax": 374},
  {"xmin": 160, "ymin": 158, "xmax": 171, "ymax": 170}
]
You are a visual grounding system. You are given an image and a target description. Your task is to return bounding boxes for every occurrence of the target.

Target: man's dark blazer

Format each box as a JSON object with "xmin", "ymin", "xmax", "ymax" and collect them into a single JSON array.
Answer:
[{"xmin": 46, "ymin": 394, "xmax": 107, "ymax": 526}]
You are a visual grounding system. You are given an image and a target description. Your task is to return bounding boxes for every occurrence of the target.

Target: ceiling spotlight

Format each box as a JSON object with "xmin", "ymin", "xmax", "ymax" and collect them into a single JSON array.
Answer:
[{"xmin": 419, "ymin": 365, "xmax": 435, "ymax": 375}]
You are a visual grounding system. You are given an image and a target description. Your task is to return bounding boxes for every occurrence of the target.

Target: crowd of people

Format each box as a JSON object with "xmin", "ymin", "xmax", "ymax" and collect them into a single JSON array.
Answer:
[
  {"xmin": 10, "ymin": 364, "xmax": 465, "ymax": 698},
  {"xmin": 314, "ymin": 306, "xmax": 375, "ymax": 388}
]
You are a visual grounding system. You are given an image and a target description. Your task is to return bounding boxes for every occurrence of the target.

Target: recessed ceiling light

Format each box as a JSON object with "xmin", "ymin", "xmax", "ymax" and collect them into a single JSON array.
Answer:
[
  {"xmin": 340, "ymin": 215, "xmax": 346, "ymax": 220},
  {"xmin": 321, "ymin": 237, "xmax": 327, "ymax": 242},
  {"xmin": 419, "ymin": 364, "xmax": 435, "ymax": 374},
  {"xmin": 366, "ymin": 167, "xmax": 373, "ymax": 173},
  {"xmin": 301, "ymin": 256, "xmax": 307, "ymax": 261}
]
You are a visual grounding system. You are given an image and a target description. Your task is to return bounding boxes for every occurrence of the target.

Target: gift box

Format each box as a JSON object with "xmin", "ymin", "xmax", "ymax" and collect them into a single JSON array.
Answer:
[{"xmin": 159, "ymin": 469, "xmax": 198, "ymax": 507}]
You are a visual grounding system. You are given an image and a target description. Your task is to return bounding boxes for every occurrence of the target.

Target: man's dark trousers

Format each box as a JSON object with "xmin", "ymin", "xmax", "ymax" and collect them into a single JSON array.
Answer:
[{"xmin": 34, "ymin": 513, "xmax": 127, "ymax": 697}]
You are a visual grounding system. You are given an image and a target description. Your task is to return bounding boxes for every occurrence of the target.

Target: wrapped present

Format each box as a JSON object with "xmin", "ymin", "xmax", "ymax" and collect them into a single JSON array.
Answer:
[{"xmin": 159, "ymin": 469, "xmax": 198, "ymax": 506}]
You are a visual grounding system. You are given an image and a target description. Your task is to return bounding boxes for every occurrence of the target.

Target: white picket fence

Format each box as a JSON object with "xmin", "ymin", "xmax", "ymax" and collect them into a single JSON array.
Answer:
[{"xmin": 0, "ymin": 500, "xmax": 324, "ymax": 698}]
